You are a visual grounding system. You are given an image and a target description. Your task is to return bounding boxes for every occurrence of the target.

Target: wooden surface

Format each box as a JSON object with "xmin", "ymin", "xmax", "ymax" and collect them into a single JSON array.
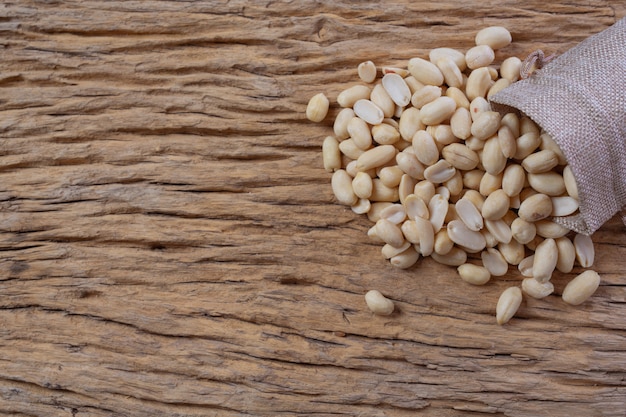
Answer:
[{"xmin": 1, "ymin": 1, "xmax": 625, "ymax": 416}]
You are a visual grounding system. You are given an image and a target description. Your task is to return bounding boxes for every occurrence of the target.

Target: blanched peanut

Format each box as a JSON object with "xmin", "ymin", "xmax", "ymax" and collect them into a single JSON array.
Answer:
[
  {"xmin": 431, "ymin": 124, "xmax": 459, "ymax": 145},
  {"xmin": 502, "ymin": 164, "xmax": 525, "ymax": 197},
  {"xmin": 436, "ymin": 57, "xmax": 464, "ymax": 88},
  {"xmin": 401, "ymin": 219, "xmax": 420, "ymax": 244},
  {"xmin": 442, "ymin": 143, "xmax": 479, "ymax": 171},
  {"xmin": 414, "ymin": 216, "xmax": 435, "ymax": 256},
  {"xmin": 522, "ymin": 149, "xmax": 559, "ymax": 174},
  {"xmin": 499, "ymin": 57, "xmax": 522, "ymax": 82},
  {"xmin": 511, "ymin": 217, "xmax": 537, "ymax": 244},
  {"xmin": 356, "ymin": 145, "xmax": 397, "ymax": 172},
  {"xmin": 482, "ymin": 189, "xmax": 510, "ymax": 220},
  {"xmin": 382, "ymin": 73, "xmax": 412, "ymax": 107},
  {"xmin": 481, "ymin": 247, "xmax": 508, "ymax": 276},
  {"xmin": 447, "ymin": 219, "xmax": 487, "ymax": 252},
  {"xmin": 563, "ymin": 165, "xmax": 579, "ymax": 199},
  {"xmin": 520, "ymin": 116, "xmax": 540, "ymax": 136},
  {"xmin": 322, "ymin": 136, "xmax": 341, "ymax": 172},
  {"xmin": 522, "ymin": 278, "xmax": 554, "ymax": 299},
  {"xmin": 429, "ymin": 47, "xmax": 467, "ymax": 71},
  {"xmin": 475, "ymin": 26, "xmax": 512, "ymax": 50},
  {"xmin": 527, "ymin": 172, "xmax": 566, "ymax": 196},
  {"xmin": 498, "ymin": 239, "xmax": 524, "ymax": 265},
  {"xmin": 376, "ymin": 218, "xmax": 405, "ymax": 248},
  {"xmin": 469, "ymin": 96, "xmax": 490, "ymax": 121},
  {"xmin": 413, "ymin": 130, "xmax": 440, "ymax": 166},
  {"xmin": 574, "ymin": 233, "xmax": 594, "ymax": 268},
  {"xmin": 333, "ymin": 108, "xmax": 355, "ymax": 139},
  {"xmin": 434, "ymin": 228, "xmax": 454, "ymax": 255},
  {"xmin": 514, "ymin": 132, "xmax": 541, "ymax": 160},
  {"xmin": 462, "ymin": 170, "xmax": 484, "ymax": 191},
  {"xmin": 466, "ymin": 67, "xmax": 492, "ymax": 101},
  {"xmin": 354, "ymin": 99, "xmax": 384, "ymax": 125},
  {"xmin": 378, "ymin": 165, "xmax": 404, "ymax": 188},
  {"xmin": 471, "ymin": 111, "xmax": 501, "ymax": 140},
  {"xmin": 338, "ymin": 139, "xmax": 365, "ymax": 160},
  {"xmin": 399, "ymin": 174, "xmax": 417, "ymax": 204},
  {"xmin": 390, "ymin": 246, "xmax": 420, "ymax": 269},
  {"xmin": 487, "ymin": 78, "xmax": 510, "ymax": 98},
  {"xmin": 413, "ymin": 180, "xmax": 436, "ymax": 203},
  {"xmin": 381, "ymin": 241, "xmax": 411, "ymax": 259},
  {"xmin": 555, "ymin": 236, "xmax": 576, "ymax": 273},
  {"xmin": 496, "ymin": 287, "xmax": 522, "ymax": 325},
  {"xmin": 428, "ymin": 194, "xmax": 449, "ymax": 233},
  {"xmin": 372, "ymin": 123, "xmax": 400, "ymax": 145},
  {"xmin": 352, "ymin": 171, "xmax": 373, "ymax": 199},
  {"xmin": 380, "ymin": 204, "xmax": 406, "ymax": 224},
  {"xmin": 371, "ymin": 84, "xmax": 396, "ymax": 118},
  {"xmin": 404, "ymin": 193, "xmax": 429, "ymax": 220},
  {"xmin": 498, "ymin": 125, "xmax": 517, "ymax": 158},
  {"xmin": 532, "ymin": 238, "xmax": 558, "ymax": 283},
  {"xmin": 534, "ymin": 219, "xmax": 570, "ymax": 239},
  {"xmin": 539, "ymin": 132, "xmax": 567, "ymax": 165},
  {"xmin": 370, "ymin": 179, "xmax": 400, "ymax": 202},
  {"xmin": 408, "ymin": 57, "xmax": 444, "ymax": 86},
  {"xmin": 465, "ymin": 45, "xmax": 495, "ymax": 69},
  {"xmin": 551, "ymin": 197, "xmax": 578, "ymax": 216},
  {"xmin": 424, "ymin": 159, "xmax": 457, "ymax": 183},
  {"xmin": 365, "ymin": 290, "xmax": 395, "ymax": 315},
  {"xmin": 450, "ymin": 107, "xmax": 472, "ymax": 140},
  {"xmin": 562, "ymin": 270, "xmax": 601, "ymax": 306},
  {"xmin": 481, "ymin": 136, "xmax": 507, "ymax": 175},
  {"xmin": 458, "ymin": 263, "xmax": 491, "ymax": 285},
  {"xmin": 479, "ymin": 172, "xmax": 503, "ymax": 196},
  {"xmin": 358, "ymin": 60, "xmax": 377, "ymax": 83},
  {"xmin": 337, "ymin": 85, "xmax": 371, "ymax": 108},
  {"xmin": 446, "ymin": 86, "xmax": 470, "ymax": 109},
  {"xmin": 398, "ymin": 107, "xmax": 424, "ymax": 141},
  {"xmin": 445, "ymin": 170, "xmax": 464, "ymax": 196},
  {"xmin": 351, "ymin": 198, "xmax": 371, "ymax": 215},
  {"xmin": 411, "ymin": 85, "xmax": 442, "ymax": 109},
  {"xmin": 404, "ymin": 75, "xmax": 425, "ymax": 94},
  {"xmin": 331, "ymin": 170, "xmax": 358, "ymax": 206},
  {"xmin": 485, "ymin": 219, "xmax": 513, "ymax": 244},
  {"xmin": 430, "ymin": 247, "xmax": 467, "ymax": 266},
  {"xmin": 455, "ymin": 197, "xmax": 483, "ymax": 231},
  {"xmin": 420, "ymin": 96, "xmax": 457, "ymax": 125},
  {"xmin": 347, "ymin": 117, "xmax": 372, "ymax": 150},
  {"xmin": 518, "ymin": 254, "xmax": 535, "ymax": 277},
  {"xmin": 518, "ymin": 193, "xmax": 552, "ymax": 222},
  {"xmin": 306, "ymin": 93, "xmax": 330, "ymax": 122},
  {"xmin": 367, "ymin": 202, "xmax": 395, "ymax": 223},
  {"xmin": 383, "ymin": 67, "xmax": 410, "ymax": 77}
]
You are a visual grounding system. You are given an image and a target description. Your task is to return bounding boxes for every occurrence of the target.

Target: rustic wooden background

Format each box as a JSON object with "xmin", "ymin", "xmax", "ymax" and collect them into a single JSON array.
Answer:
[{"xmin": 1, "ymin": 1, "xmax": 625, "ymax": 416}]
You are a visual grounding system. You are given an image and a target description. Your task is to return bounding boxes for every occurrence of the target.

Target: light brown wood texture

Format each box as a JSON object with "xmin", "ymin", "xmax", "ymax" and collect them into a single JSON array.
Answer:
[{"xmin": 1, "ymin": 1, "xmax": 625, "ymax": 416}]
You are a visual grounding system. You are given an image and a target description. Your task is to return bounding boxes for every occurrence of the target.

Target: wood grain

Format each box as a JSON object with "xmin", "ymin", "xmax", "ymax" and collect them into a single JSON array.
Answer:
[{"xmin": 0, "ymin": 1, "xmax": 625, "ymax": 416}]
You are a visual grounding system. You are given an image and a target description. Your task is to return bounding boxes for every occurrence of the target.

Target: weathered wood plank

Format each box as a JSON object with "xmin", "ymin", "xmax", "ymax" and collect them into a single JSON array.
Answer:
[{"xmin": 0, "ymin": 1, "xmax": 625, "ymax": 416}]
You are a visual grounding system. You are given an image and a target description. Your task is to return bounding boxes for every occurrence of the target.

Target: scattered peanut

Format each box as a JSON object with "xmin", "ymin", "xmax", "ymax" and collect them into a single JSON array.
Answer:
[
  {"xmin": 496, "ymin": 286, "xmax": 522, "ymax": 325},
  {"xmin": 562, "ymin": 270, "xmax": 601, "ymax": 305},
  {"xmin": 365, "ymin": 290, "xmax": 395, "ymax": 315},
  {"xmin": 306, "ymin": 93, "xmax": 330, "ymax": 122}
]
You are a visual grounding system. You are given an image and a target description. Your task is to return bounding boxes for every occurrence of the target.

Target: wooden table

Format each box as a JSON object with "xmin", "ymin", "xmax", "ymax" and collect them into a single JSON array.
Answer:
[{"xmin": 1, "ymin": 1, "xmax": 625, "ymax": 416}]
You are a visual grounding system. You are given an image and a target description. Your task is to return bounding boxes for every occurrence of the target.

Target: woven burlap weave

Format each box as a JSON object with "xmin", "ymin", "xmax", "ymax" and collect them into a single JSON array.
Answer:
[{"xmin": 490, "ymin": 17, "xmax": 626, "ymax": 235}]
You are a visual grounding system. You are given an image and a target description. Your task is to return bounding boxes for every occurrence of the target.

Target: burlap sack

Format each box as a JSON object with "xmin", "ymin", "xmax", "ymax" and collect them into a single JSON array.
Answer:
[{"xmin": 490, "ymin": 17, "xmax": 626, "ymax": 235}]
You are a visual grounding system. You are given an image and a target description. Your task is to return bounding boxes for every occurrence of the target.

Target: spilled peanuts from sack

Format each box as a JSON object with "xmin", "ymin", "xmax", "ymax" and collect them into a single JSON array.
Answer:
[{"xmin": 306, "ymin": 26, "xmax": 601, "ymax": 325}]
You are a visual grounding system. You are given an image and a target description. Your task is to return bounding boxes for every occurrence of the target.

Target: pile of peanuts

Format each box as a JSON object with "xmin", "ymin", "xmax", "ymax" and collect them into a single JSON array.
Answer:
[{"xmin": 306, "ymin": 27, "xmax": 601, "ymax": 325}]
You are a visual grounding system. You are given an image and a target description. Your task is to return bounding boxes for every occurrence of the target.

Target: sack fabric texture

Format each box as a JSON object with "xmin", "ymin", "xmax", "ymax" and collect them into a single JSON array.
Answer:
[{"xmin": 490, "ymin": 17, "xmax": 626, "ymax": 235}]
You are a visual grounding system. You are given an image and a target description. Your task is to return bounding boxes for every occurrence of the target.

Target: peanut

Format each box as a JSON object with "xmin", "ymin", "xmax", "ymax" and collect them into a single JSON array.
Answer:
[{"xmin": 365, "ymin": 290, "xmax": 395, "ymax": 315}]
